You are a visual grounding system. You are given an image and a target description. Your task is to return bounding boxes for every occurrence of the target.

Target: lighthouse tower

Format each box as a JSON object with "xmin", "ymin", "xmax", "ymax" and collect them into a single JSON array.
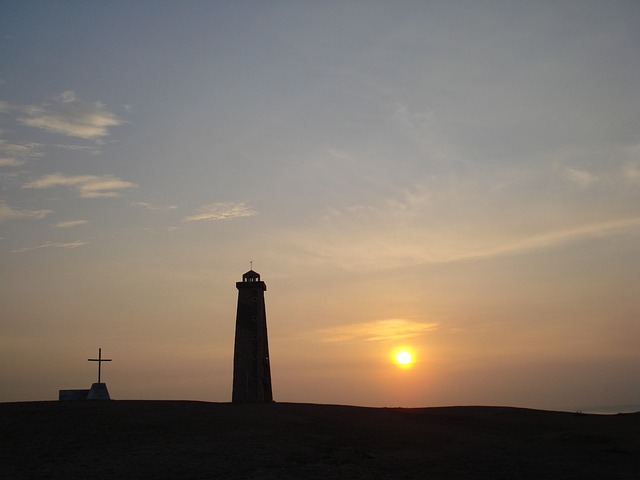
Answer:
[{"xmin": 232, "ymin": 270, "xmax": 273, "ymax": 403}]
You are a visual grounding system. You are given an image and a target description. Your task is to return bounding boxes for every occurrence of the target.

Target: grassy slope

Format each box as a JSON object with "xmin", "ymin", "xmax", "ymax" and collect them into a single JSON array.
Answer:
[{"xmin": 1, "ymin": 401, "xmax": 639, "ymax": 479}]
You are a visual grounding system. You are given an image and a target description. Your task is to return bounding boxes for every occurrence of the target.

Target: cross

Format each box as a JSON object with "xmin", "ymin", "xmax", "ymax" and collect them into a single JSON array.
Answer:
[
  {"xmin": 88, "ymin": 348, "xmax": 112, "ymax": 384},
  {"xmin": 250, "ymin": 260, "xmax": 253, "ymax": 270}
]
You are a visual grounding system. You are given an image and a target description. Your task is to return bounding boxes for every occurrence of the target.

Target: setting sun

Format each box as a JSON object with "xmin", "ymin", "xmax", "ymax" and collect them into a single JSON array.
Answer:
[{"xmin": 394, "ymin": 349, "xmax": 413, "ymax": 367}]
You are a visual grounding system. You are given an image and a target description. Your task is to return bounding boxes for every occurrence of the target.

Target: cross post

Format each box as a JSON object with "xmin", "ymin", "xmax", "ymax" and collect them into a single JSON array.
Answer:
[{"xmin": 88, "ymin": 348, "xmax": 112, "ymax": 383}]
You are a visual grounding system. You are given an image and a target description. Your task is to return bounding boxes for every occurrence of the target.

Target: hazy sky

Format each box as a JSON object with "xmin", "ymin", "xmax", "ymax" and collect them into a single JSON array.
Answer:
[{"xmin": 2, "ymin": 1, "xmax": 639, "ymax": 411}]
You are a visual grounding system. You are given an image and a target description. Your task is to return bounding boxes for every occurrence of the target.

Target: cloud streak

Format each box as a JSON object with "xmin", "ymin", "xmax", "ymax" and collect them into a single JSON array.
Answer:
[
  {"xmin": 52, "ymin": 220, "xmax": 87, "ymax": 228},
  {"xmin": 132, "ymin": 201, "xmax": 178, "ymax": 212},
  {"xmin": 465, "ymin": 217, "xmax": 640, "ymax": 260},
  {"xmin": 12, "ymin": 241, "xmax": 88, "ymax": 253},
  {"xmin": 280, "ymin": 173, "xmax": 640, "ymax": 271},
  {"xmin": 183, "ymin": 202, "xmax": 257, "ymax": 221},
  {"xmin": 0, "ymin": 201, "xmax": 52, "ymax": 222},
  {"xmin": 53, "ymin": 143, "xmax": 103, "ymax": 155},
  {"xmin": 317, "ymin": 319, "xmax": 438, "ymax": 343},
  {"xmin": 23, "ymin": 173, "xmax": 137, "ymax": 198},
  {"xmin": 17, "ymin": 91, "xmax": 123, "ymax": 139},
  {"xmin": 0, "ymin": 157, "xmax": 24, "ymax": 167}
]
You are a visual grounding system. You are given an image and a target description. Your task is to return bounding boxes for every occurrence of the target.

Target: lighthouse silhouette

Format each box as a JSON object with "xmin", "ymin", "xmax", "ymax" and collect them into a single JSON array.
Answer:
[{"xmin": 232, "ymin": 269, "xmax": 273, "ymax": 403}]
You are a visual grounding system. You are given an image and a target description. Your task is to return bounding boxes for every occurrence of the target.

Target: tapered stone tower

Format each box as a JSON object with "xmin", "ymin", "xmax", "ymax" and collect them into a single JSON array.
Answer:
[{"xmin": 232, "ymin": 270, "xmax": 273, "ymax": 403}]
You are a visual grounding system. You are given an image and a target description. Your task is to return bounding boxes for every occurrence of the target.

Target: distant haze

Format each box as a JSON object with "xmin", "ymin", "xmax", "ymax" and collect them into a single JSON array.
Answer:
[{"xmin": 1, "ymin": 2, "xmax": 639, "ymax": 411}]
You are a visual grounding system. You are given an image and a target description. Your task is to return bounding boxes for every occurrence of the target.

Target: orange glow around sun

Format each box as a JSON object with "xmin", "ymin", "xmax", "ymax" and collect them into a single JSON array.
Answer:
[{"xmin": 393, "ymin": 349, "xmax": 414, "ymax": 368}]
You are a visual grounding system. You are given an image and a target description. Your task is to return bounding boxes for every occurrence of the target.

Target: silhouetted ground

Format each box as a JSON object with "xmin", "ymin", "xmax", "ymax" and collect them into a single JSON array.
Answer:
[{"xmin": 1, "ymin": 401, "xmax": 639, "ymax": 479}]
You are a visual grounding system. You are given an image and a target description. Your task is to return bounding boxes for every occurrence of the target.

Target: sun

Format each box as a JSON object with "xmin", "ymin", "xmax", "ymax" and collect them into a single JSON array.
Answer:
[{"xmin": 394, "ymin": 349, "xmax": 413, "ymax": 368}]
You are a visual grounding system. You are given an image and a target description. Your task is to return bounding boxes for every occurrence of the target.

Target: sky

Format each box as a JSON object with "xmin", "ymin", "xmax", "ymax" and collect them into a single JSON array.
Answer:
[{"xmin": 1, "ymin": 1, "xmax": 639, "ymax": 411}]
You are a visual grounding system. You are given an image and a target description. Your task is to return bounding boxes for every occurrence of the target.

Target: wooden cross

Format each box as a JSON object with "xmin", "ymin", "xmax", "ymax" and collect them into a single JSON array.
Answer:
[{"xmin": 88, "ymin": 348, "xmax": 112, "ymax": 384}]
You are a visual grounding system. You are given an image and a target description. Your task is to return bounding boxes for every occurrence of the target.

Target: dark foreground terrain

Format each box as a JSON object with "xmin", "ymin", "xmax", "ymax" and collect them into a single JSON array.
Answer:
[{"xmin": 1, "ymin": 401, "xmax": 639, "ymax": 479}]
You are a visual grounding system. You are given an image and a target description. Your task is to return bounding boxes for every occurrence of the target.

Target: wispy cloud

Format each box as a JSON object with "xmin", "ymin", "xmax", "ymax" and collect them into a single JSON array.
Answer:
[
  {"xmin": 0, "ymin": 139, "xmax": 42, "ymax": 167},
  {"xmin": 317, "ymin": 319, "xmax": 438, "ymax": 343},
  {"xmin": 132, "ymin": 201, "xmax": 178, "ymax": 212},
  {"xmin": 467, "ymin": 217, "xmax": 640, "ymax": 260},
  {"xmin": 183, "ymin": 202, "xmax": 257, "ymax": 221},
  {"xmin": 622, "ymin": 159, "xmax": 640, "ymax": 184},
  {"xmin": 23, "ymin": 173, "xmax": 137, "ymax": 198},
  {"xmin": 565, "ymin": 167, "xmax": 598, "ymax": 187},
  {"xmin": 0, "ymin": 201, "xmax": 51, "ymax": 222},
  {"xmin": 52, "ymin": 220, "xmax": 87, "ymax": 228},
  {"xmin": 0, "ymin": 157, "xmax": 24, "ymax": 167},
  {"xmin": 53, "ymin": 143, "xmax": 102, "ymax": 155},
  {"xmin": 556, "ymin": 145, "xmax": 640, "ymax": 189},
  {"xmin": 12, "ymin": 241, "xmax": 88, "ymax": 253},
  {"xmin": 279, "ymin": 168, "xmax": 640, "ymax": 272},
  {"xmin": 17, "ymin": 91, "xmax": 123, "ymax": 139}
]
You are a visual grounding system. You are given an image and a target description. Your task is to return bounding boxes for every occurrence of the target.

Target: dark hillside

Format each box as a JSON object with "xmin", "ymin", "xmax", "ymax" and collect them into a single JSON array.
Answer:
[{"xmin": 1, "ymin": 401, "xmax": 639, "ymax": 479}]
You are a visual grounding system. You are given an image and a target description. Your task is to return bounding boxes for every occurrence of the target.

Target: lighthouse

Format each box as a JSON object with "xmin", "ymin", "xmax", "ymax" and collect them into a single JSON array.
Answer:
[{"xmin": 232, "ymin": 270, "xmax": 273, "ymax": 403}]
